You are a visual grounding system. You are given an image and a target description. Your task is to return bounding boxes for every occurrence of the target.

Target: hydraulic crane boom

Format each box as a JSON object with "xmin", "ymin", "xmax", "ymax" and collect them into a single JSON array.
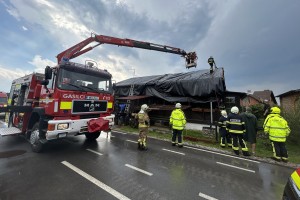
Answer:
[{"xmin": 56, "ymin": 33, "xmax": 197, "ymax": 69}]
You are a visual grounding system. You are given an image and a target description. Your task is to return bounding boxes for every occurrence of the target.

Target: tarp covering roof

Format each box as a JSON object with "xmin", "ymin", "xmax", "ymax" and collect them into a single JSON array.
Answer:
[{"xmin": 114, "ymin": 68, "xmax": 226, "ymax": 103}]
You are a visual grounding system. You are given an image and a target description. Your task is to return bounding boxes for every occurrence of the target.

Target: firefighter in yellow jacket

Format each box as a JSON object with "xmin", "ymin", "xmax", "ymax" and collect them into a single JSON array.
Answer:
[
  {"xmin": 263, "ymin": 107, "xmax": 290, "ymax": 162},
  {"xmin": 136, "ymin": 104, "xmax": 150, "ymax": 150},
  {"xmin": 170, "ymin": 103, "xmax": 186, "ymax": 148}
]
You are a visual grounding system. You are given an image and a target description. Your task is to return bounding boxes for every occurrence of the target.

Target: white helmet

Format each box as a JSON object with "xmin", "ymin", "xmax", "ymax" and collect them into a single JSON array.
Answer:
[
  {"xmin": 175, "ymin": 103, "xmax": 182, "ymax": 108},
  {"xmin": 221, "ymin": 110, "xmax": 227, "ymax": 117},
  {"xmin": 231, "ymin": 106, "xmax": 239, "ymax": 114},
  {"xmin": 141, "ymin": 104, "xmax": 149, "ymax": 111}
]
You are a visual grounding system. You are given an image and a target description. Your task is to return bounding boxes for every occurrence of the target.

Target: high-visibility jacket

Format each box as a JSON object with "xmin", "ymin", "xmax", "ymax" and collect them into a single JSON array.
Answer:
[
  {"xmin": 263, "ymin": 114, "xmax": 290, "ymax": 142},
  {"xmin": 226, "ymin": 113, "xmax": 245, "ymax": 134},
  {"xmin": 137, "ymin": 111, "xmax": 150, "ymax": 128},
  {"xmin": 170, "ymin": 109, "xmax": 186, "ymax": 130}
]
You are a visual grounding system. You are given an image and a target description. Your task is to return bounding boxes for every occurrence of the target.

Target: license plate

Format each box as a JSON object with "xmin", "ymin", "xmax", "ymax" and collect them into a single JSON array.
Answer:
[{"xmin": 58, "ymin": 133, "xmax": 67, "ymax": 138}]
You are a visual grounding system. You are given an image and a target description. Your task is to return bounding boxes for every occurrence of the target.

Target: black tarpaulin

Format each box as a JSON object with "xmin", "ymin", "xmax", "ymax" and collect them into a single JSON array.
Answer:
[{"xmin": 114, "ymin": 68, "xmax": 226, "ymax": 103}]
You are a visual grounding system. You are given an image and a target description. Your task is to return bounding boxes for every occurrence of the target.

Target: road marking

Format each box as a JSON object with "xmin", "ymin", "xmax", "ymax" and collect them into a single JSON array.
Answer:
[
  {"xmin": 86, "ymin": 149, "xmax": 103, "ymax": 156},
  {"xmin": 125, "ymin": 164, "xmax": 153, "ymax": 176},
  {"xmin": 61, "ymin": 161, "xmax": 131, "ymax": 200},
  {"xmin": 162, "ymin": 148, "xmax": 185, "ymax": 155},
  {"xmin": 198, "ymin": 192, "xmax": 218, "ymax": 200},
  {"xmin": 126, "ymin": 140, "xmax": 138, "ymax": 143},
  {"xmin": 113, "ymin": 130, "xmax": 127, "ymax": 134},
  {"xmin": 184, "ymin": 146, "xmax": 260, "ymax": 163},
  {"xmin": 216, "ymin": 162, "xmax": 255, "ymax": 173}
]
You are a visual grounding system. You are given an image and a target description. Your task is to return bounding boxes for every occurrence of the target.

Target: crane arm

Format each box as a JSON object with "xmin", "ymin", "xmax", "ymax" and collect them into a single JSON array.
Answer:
[{"xmin": 56, "ymin": 33, "xmax": 197, "ymax": 68}]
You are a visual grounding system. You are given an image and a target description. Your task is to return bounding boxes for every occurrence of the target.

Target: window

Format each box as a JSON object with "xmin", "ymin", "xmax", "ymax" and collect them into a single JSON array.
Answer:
[
  {"xmin": 225, "ymin": 97, "xmax": 235, "ymax": 104},
  {"xmin": 57, "ymin": 68, "xmax": 112, "ymax": 93}
]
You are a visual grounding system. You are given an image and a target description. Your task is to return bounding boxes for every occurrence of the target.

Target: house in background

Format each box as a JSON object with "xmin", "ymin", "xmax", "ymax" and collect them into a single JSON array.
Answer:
[
  {"xmin": 241, "ymin": 90, "xmax": 277, "ymax": 107},
  {"xmin": 277, "ymin": 89, "xmax": 300, "ymax": 111},
  {"xmin": 240, "ymin": 94, "xmax": 261, "ymax": 107},
  {"xmin": 225, "ymin": 90, "xmax": 247, "ymax": 109}
]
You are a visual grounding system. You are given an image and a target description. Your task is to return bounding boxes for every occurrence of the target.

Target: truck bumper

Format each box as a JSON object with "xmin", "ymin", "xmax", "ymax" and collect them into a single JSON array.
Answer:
[{"xmin": 45, "ymin": 115, "xmax": 115, "ymax": 140}]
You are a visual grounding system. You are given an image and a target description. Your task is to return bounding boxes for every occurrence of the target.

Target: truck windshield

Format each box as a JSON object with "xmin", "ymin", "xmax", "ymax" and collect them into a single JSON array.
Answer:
[{"xmin": 57, "ymin": 68, "xmax": 112, "ymax": 93}]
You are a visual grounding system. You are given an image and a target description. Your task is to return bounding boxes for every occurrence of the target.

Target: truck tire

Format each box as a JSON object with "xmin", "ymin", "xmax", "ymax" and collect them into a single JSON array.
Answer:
[
  {"xmin": 85, "ymin": 132, "xmax": 100, "ymax": 140},
  {"xmin": 30, "ymin": 123, "xmax": 44, "ymax": 153}
]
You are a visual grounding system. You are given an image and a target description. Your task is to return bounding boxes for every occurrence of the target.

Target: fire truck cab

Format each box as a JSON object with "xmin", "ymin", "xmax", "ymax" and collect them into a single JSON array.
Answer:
[{"xmin": 0, "ymin": 62, "xmax": 114, "ymax": 152}]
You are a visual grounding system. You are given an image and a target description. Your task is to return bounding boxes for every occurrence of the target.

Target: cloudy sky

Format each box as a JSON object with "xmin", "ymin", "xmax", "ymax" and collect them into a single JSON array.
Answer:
[{"xmin": 0, "ymin": 0, "xmax": 299, "ymax": 96}]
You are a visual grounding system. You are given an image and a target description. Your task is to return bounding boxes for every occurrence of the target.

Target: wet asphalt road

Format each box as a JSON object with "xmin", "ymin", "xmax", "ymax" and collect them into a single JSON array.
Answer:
[{"xmin": 0, "ymin": 121, "xmax": 295, "ymax": 200}]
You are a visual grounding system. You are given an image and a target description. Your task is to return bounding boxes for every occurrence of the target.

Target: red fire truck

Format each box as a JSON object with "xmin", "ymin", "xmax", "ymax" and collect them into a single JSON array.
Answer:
[
  {"xmin": 0, "ymin": 33, "xmax": 197, "ymax": 152},
  {"xmin": 0, "ymin": 91, "xmax": 8, "ymax": 118}
]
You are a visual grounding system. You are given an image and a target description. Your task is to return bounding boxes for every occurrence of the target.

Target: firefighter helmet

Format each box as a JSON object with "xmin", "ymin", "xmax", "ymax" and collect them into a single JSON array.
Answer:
[
  {"xmin": 175, "ymin": 103, "xmax": 182, "ymax": 108},
  {"xmin": 221, "ymin": 110, "xmax": 227, "ymax": 116},
  {"xmin": 270, "ymin": 106, "xmax": 281, "ymax": 114},
  {"xmin": 141, "ymin": 104, "xmax": 149, "ymax": 111},
  {"xmin": 231, "ymin": 106, "xmax": 239, "ymax": 114}
]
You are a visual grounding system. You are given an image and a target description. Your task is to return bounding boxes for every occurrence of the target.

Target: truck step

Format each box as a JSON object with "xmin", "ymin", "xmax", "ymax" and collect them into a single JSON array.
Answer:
[{"xmin": 0, "ymin": 127, "xmax": 22, "ymax": 136}]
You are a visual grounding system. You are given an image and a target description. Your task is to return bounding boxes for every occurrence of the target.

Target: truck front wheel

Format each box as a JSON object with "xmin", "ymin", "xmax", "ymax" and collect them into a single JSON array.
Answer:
[
  {"xmin": 85, "ymin": 132, "xmax": 100, "ymax": 140},
  {"xmin": 30, "ymin": 123, "xmax": 44, "ymax": 153}
]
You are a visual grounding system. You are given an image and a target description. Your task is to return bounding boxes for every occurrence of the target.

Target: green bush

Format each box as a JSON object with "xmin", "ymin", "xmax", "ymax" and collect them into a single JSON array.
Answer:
[
  {"xmin": 250, "ymin": 104, "xmax": 265, "ymax": 119},
  {"xmin": 282, "ymin": 102, "xmax": 300, "ymax": 145}
]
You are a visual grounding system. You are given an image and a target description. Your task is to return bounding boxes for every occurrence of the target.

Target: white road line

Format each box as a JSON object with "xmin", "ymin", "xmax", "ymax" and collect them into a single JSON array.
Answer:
[
  {"xmin": 198, "ymin": 192, "xmax": 218, "ymax": 200},
  {"xmin": 112, "ymin": 130, "xmax": 127, "ymax": 134},
  {"xmin": 184, "ymin": 146, "xmax": 260, "ymax": 163},
  {"xmin": 216, "ymin": 162, "xmax": 255, "ymax": 173},
  {"xmin": 126, "ymin": 140, "xmax": 138, "ymax": 143},
  {"xmin": 162, "ymin": 148, "xmax": 185, "ymax": 155},
  {"xmin": 86, "ymin": 149, "xmax": 103, "ymax": 156},
  {"xmin": 61, "ymin": 161, "xmax": 131, "ymax": 200},
  {"xmin": 125, "ymin": 164, "xmax": 153, "ymax": 176}
]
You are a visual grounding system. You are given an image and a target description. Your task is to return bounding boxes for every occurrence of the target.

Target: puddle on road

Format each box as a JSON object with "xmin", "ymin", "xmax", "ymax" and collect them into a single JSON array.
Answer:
[{"xmin": 0, "ymin": 150, "xmax": 26, "ymax": 158}]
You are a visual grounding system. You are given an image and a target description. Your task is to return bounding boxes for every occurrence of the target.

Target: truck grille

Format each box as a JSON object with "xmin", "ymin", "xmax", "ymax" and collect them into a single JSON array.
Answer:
[{"xmin": 72, "ymin": 100, "xmax": 107, "ymax": 114}]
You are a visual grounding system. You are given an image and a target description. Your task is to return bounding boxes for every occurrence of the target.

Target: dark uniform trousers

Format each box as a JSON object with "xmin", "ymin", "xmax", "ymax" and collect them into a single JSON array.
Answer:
[
  {"xmin": 271, "ymin": 141, "xmax": 288, "ymax": 160},
  {"xmin": 172, "ymin": 129, "xmax": 183, "ymax": 145},
  {"xmin": 231, "ymin": 134, "xmax": 248, "ymax": 155}
]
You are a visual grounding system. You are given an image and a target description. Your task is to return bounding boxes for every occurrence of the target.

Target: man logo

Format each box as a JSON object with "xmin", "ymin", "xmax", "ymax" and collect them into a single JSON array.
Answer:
[{"xmin": 89, "ymin": 104, "xmax": 95, "ymax": 112}]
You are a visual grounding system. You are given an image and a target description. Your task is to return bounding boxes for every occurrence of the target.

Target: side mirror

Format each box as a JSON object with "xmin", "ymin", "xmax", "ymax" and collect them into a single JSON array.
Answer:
[
  {"xmin": 45, "ymin": 66, "xmax": 52, "ymax": 80},
  {"xmin": 41, "ymin": 80, "xmax": 49, "ymax": 86}
]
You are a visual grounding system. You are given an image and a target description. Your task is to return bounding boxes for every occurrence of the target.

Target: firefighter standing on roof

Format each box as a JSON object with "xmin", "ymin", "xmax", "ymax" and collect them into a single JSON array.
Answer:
[
  {"xmin": 136, "ymin": 104, "xmax": 150, "ymax": 151},
  {"xmin": 170, "ymin": 103, "xmax": 186, "ymax": 148},
  {"xmin": 263, "ymin": 107, "xmax": 290, "ymax": 162},
  {"xmin": 218, "ymin": 110, "xmax": 232, "ymax": 148},
  {"xmin": 226, "ymin": 106, "xmax": 250, "ymax": 156}
]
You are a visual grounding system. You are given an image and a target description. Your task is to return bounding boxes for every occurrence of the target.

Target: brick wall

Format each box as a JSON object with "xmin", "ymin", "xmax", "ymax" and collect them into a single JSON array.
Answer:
[
  {"xmin": 240, "ymin": 96, "xmax": 260, "ymax": 107},
  {"xmin": 280, "ymin": 93, "xmax": 300, "ymax": 111}
]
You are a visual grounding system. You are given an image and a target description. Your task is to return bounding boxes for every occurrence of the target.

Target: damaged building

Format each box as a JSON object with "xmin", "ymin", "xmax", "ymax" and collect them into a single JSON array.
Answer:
[{"xmin": 113, "ymin": 67, "xmax": 243, "ymax": 129}]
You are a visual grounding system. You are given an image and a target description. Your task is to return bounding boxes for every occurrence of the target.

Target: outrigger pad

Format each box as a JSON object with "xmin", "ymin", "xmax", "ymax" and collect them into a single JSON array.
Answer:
[
  {"xmin": 87, "ymin": 118, "xmax": 109, "ymax": 133},
  {"xmin": 0, "ymin": 127, "xmax": 22, "ymax": 136}
]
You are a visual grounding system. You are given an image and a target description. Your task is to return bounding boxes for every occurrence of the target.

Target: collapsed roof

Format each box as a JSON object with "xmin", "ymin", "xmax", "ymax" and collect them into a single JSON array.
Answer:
[{"xmin": 114, "ymin": 68, "xmax": 226, "ymax": 103}]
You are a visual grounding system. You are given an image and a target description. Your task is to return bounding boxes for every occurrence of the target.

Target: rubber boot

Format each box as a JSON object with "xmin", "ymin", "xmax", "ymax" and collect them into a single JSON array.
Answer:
[
  {"xmin": 242, "ymin": 151, "xmax": 251, "ymax": 156},
  {"xmin": 142, "ymin": 144, "xmax": 148, "ymax": 151},
  {"xmin": 233, "ymin": 150, "xmax": 239, "ymax": 155}
]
